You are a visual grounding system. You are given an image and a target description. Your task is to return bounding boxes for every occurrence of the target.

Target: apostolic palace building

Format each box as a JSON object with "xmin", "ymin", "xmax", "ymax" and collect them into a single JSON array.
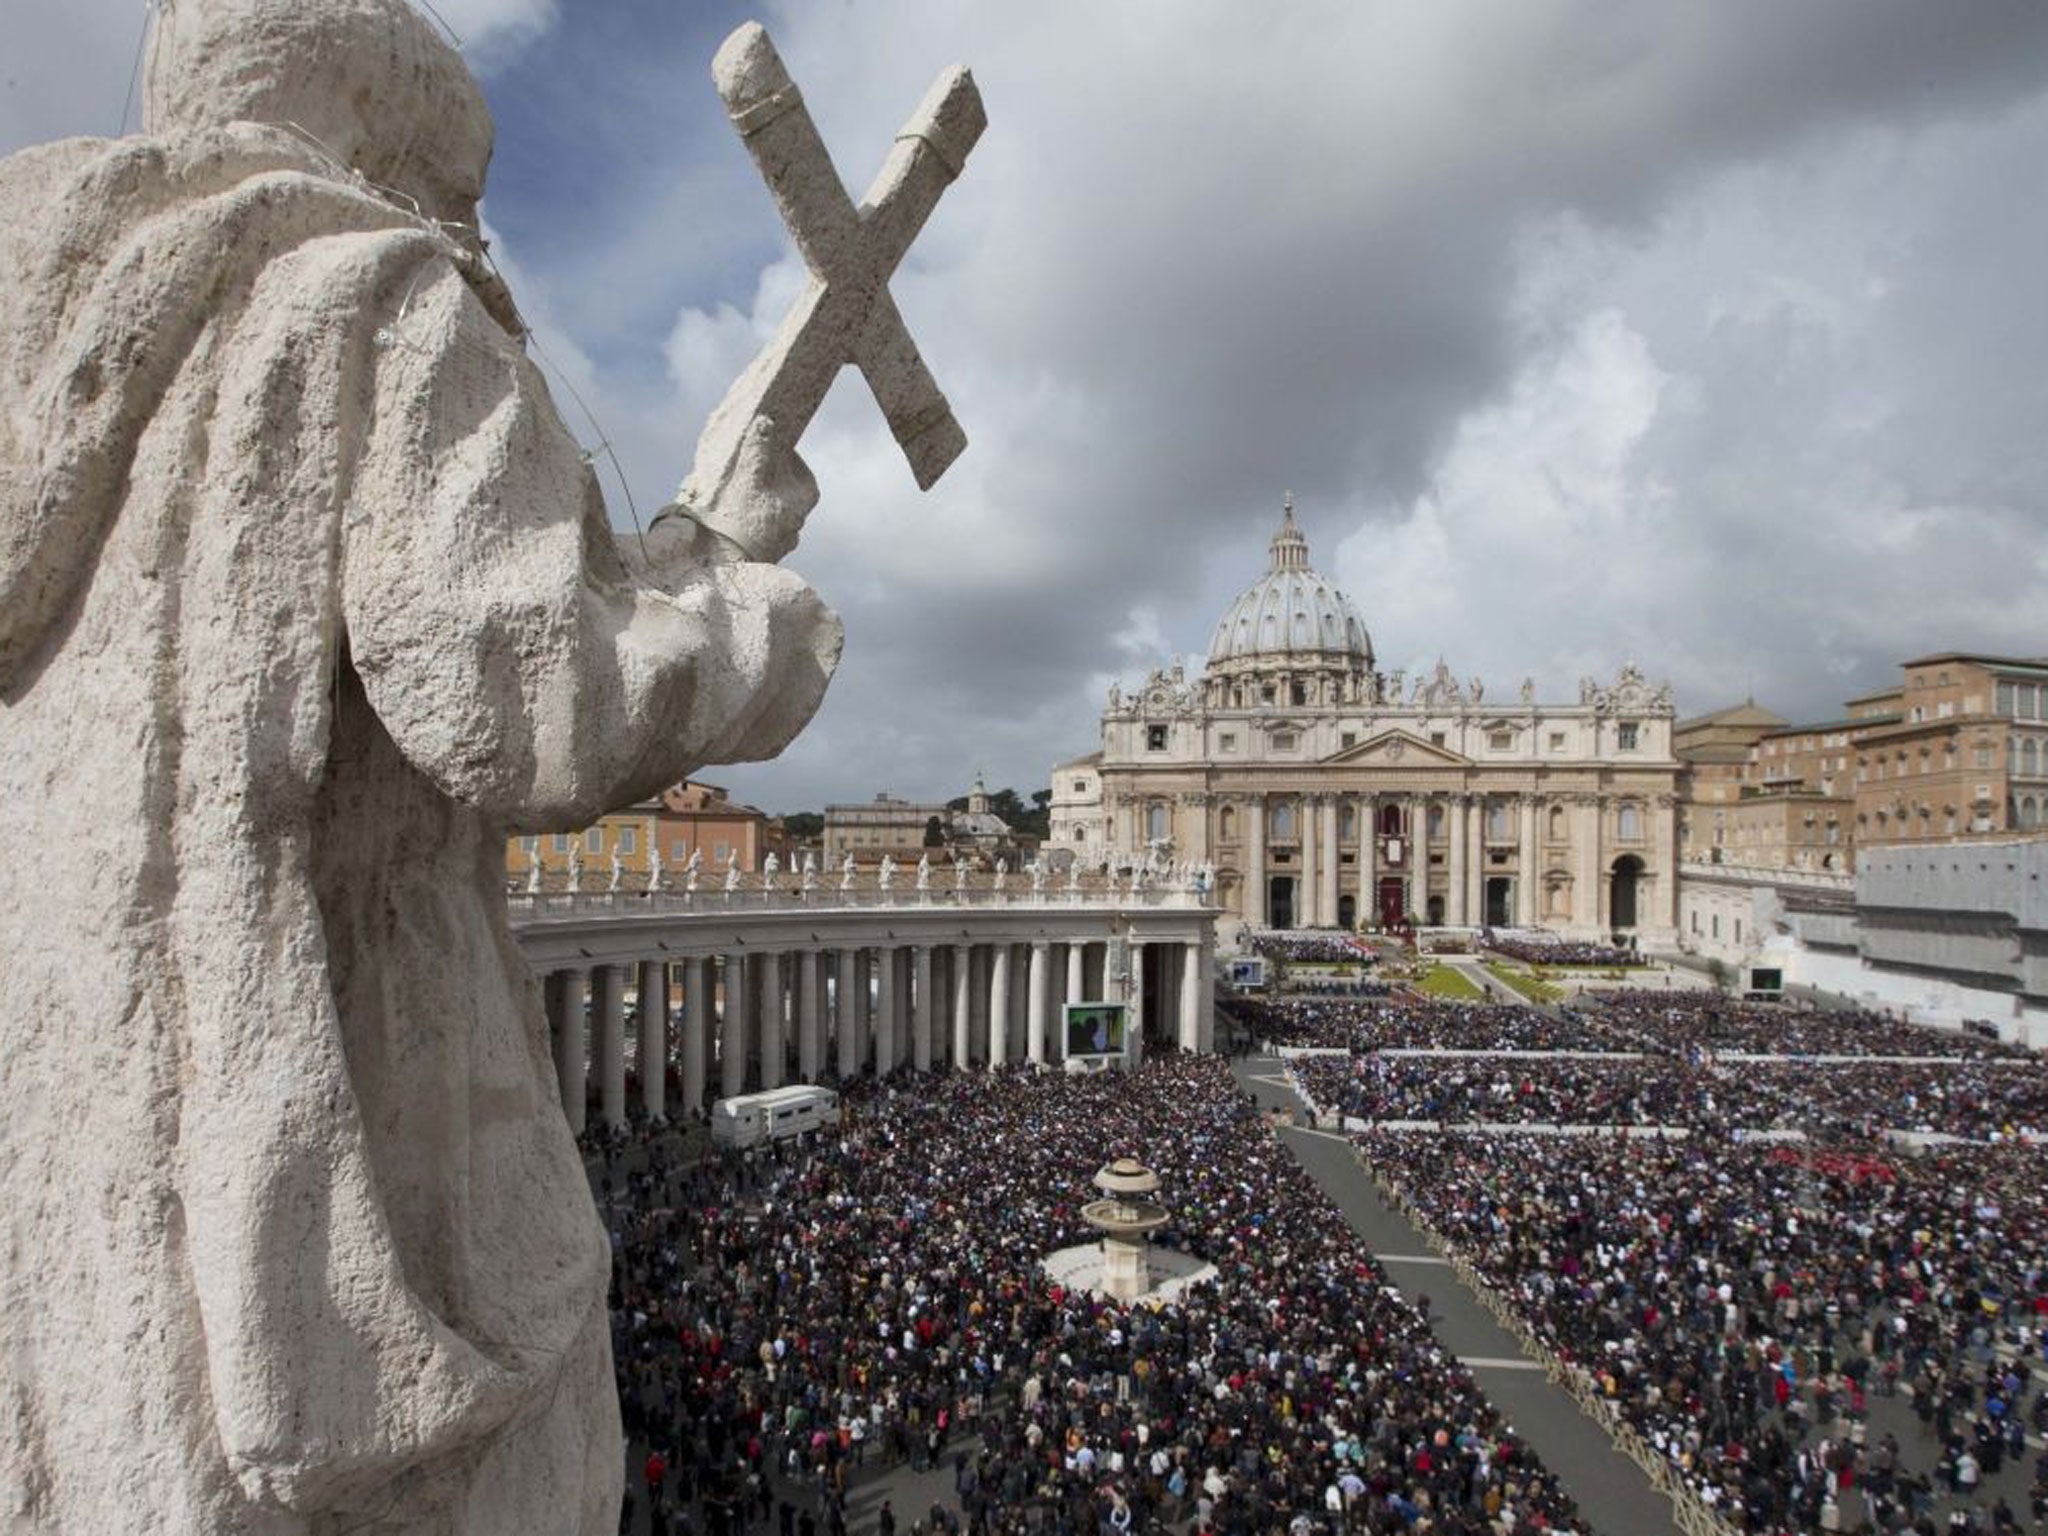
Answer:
[{"xmin": 1051, "ymin": 501, "xmax": 1683, "ymax": 946}]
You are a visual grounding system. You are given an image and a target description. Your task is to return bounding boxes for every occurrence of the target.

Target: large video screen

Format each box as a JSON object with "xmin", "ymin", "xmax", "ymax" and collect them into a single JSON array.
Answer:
[{"xmin": 1064, "ymin": 1002, "xmax": 1127, "ymax": 1058}]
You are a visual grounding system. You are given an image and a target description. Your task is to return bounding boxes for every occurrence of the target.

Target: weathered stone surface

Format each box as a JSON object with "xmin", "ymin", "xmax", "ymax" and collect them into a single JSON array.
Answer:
[{"xmin": 0, "ymin": 2, "xmax": 933, "ymax": 1531}]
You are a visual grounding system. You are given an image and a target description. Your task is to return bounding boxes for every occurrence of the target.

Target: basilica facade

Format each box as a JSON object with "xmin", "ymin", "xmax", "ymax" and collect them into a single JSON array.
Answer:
[{"xmin": 1051, "ymin": 503, "xmax": 1682, "ymax": 944}]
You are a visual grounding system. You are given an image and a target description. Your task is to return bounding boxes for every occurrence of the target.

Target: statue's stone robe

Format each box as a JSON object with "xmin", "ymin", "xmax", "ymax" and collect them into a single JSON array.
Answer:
[{"xmin": 0, "ymin": 124, "xmax": 838, "ymax": 1534}]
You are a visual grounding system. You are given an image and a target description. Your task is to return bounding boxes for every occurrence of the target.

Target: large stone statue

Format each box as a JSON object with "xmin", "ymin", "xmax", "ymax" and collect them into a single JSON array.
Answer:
[{"xmin": 0, "ymin": 2, "xmax": 979, "ymax": 1533}]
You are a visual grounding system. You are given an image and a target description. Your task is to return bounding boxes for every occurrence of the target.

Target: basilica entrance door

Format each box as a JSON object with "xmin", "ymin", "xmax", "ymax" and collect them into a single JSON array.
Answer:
[
  {"xmin": 1377, "ymin": 877, "xmax": 1405, "ymax": 930},
  {"xmin": 1484, "ymin": 877, "xmax": 1512, "ymax": 927},
  {"xmin": 1337, "ymin": 894, "xmax": 1356, "ymax": 929},
  {"xmin": 1268, "ymin": 875, "xmax": 1295, "ymax": 930}
]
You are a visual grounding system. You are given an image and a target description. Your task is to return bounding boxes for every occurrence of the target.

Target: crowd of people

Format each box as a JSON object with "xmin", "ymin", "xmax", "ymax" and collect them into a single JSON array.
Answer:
[
  {"xmin": 1250, "ymin": 933, "xmax": 1372, "ymax": 965},
  {"xmin": 1359, "ymin": 1128, "xmax": 2048, "ymax": 1534},
  {"xmin": 1481, "ymin": 933, "xmax": 1645, "ymax": 969},
  {"xmin": 1589, "ymin": 992, "xmax": 2034, "ymax": 1061},
  {"xmin": 1226, "ymin": 996, "xmax": 1630, "ymax": 1053},
  {"xmin": 590, "ymin": 1058, "xmax": 1587, "ymax": 1535},
  {"xmin": 1297, "ymin": 1054, "xmax": 2048, "ymax": 1142}
]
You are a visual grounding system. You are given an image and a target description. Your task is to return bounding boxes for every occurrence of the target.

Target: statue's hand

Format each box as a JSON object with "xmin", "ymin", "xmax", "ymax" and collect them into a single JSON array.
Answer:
[{"xmin": 631, "ymin": 413, "xmax": 820, "ymax": 592}]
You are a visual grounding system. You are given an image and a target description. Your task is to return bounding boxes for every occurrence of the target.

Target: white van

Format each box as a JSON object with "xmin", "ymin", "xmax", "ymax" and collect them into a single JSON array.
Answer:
[{"xmin": 710, "ymin": 1085, "xmax": 841, "ymax": 1149}]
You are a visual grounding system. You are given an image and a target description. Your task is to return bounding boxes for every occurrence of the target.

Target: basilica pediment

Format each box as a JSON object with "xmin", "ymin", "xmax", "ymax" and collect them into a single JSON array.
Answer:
[{"xmin": 1322, "ymin": 729, "xmax": 1470, "ymax": 767}]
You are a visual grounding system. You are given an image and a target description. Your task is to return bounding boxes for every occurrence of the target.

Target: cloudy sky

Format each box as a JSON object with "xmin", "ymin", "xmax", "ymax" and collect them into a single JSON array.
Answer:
[{"xmin": 8, "ymin": 1, "xmax": 2048, "ymax": 816}]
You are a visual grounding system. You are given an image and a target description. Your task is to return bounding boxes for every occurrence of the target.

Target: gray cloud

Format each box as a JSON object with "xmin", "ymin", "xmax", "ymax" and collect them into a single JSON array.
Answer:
[{"xmin": 7, "ymin": 1, "xmax": 2048, "ymax": 814}]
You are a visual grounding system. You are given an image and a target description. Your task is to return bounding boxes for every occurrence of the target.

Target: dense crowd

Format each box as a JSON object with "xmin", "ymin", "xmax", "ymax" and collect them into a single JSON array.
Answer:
[
  {"xmin": 1300, "ymin": 1052, "xmax": 2048, "ymax": 1142},
  {"xmin": 1482, "ymin": 933, "xmax": 1645, "ymax": 969},
  {"xmin": 590, "ymin": 1059, "xmax": 1587, "ymax": 1535},
  {"xmin": 1228, "ymin": 996, "xmax": 1631, "ymax": 1053},
  {"xmin": 1251, "ymin": 933, "xmax": 1371, "ymax": 965},
  {"xmin": 1589, "ymin": 992, "xmax": 2034, "ymax": 1061},
  {"xmin": 1359, "ymin": 1129, "xmax": 2048, "ymax": 1534}
]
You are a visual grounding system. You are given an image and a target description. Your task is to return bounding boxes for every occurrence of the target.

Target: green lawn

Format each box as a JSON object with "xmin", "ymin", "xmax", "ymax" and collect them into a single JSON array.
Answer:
[
  {"xmin": 1482, "ymin": 961, "xmax": 1564, "ymax": 1004},
  {"xmin": 1416, "ymin": 964, "xmax": 1485, "ymax": 1001}
]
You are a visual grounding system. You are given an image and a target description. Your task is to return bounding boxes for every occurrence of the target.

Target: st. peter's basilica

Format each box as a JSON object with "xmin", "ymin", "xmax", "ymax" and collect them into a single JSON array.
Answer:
[{"xmin": 1051, "ymin": 501, "xmax": 1681, "ymax": 945}]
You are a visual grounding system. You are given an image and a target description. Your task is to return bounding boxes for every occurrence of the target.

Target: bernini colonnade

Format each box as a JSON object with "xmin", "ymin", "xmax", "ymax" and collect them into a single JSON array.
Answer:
[{"xmin": 511, "ymin": 884, "xmax": 1217, "ymax": 1132}]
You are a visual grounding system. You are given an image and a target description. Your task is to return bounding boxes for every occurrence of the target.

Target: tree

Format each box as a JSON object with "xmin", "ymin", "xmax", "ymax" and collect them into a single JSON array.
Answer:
[
  {"xmin": 922, "ymin": 815, "xmax": 946, "ymax": 847},
  {"xmin": 780, "ymin": 811, "xmax": 823, "ymax": 840}
]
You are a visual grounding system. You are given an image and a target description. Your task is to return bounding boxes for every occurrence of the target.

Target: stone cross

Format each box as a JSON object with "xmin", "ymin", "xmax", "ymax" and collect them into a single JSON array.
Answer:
[{"xmin": 677, "ymin": 24, "xmax": 986, "ymax": 561}]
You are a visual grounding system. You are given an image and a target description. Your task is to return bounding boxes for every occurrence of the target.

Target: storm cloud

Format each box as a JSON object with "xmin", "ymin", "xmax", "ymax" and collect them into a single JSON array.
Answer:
[{"xmin": 7, "ymin": 0, "xmax": 2048, "ymax": 812}]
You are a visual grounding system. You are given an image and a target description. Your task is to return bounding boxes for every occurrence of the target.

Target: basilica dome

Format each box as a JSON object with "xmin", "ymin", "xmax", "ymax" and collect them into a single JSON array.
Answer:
[{"xmin": 1206, "ymin": 501, "xmax": 1373, "ymax": 668}]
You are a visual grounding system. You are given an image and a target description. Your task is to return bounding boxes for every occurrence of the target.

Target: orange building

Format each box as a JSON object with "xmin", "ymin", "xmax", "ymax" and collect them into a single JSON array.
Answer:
[{"xmin": 506, "ymin": 780, "xmax": 797, "ymax": 889}]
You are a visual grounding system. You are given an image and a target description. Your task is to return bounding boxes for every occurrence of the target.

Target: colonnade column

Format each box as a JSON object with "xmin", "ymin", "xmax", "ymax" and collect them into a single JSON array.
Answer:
[
  {"xmin": 988, "ymin": 944, "xmax": 1012, "ymax": 1070},
  {"xmin": 1517, "ymin": 794, "xmax": 1541, "ymax": 926},
  {"xmin": 1357, "ymin": 793, "xmax": 1378, "ymax": 926},
  {"xmin": 797, "ymin": 950, "xmax": 821, "ymax": 1083},
  {"xmin": 752, "ymin": 951, "xmax": 781, "ymax": 1091},
  {"xmin": 682, "ymin": 956, "xmax": 709, "ymax": 1116},
  {"xmin": 911, "ymin": 945, "xmax": 935, "ymax": 1072},
  {"xmin": 952, "ymin": 944, "xmax": 973, "ymax": 1068},
  {"xmin": 1298, "ymin": 799, "xmax": 1318, "ymax": 928},
  {"xmin": 1127, "ymin": 940, "xmax": 1146, "ymax": 1064},
  {"xmin": 1178, "ymin": 940, "xmax": 1204, "ymax": 1051},
  {"xmin": 637, "ymin": 959, "xmax": 668, "ymax": 1121},
  {"xmin": 874, "ymin": 945, "xmax": 898, "ymax": 1072},
  {"xmin": 1245, "ymin": 793, "xmax": 1267, "ymax": 928},
  {"xmin": 1574, "ymin": 797, "xmax": 1602, "ymax": 934},
  {"xmin": 835, "ymin": 948, "xmax": 860, "ymax": 1078},
  {"xmin": 1319, "ymin": 793, "xmax": 1340, "ymax": 927},
  {"xmin": 1026, "ymin": 942, "xmax": 1050, "ymax": 1065},
  {"xmin": 1446, "ymin": 795, "xmax": 1469, "ymax": 927},
  {"xmin": 595, "ymin": 963, "xmax": 627, "ymax": 1128},
  {"xmin": 720, "ymin": 949, "xmax": 747, "ymax": 1098},
  {"xmin": 1066, "ymin": 941, "xmax": 1086, "ymax": 1004},
  {"xmin": 549, "ymin": 968, "xmax": 588, "ymax": 1133}
]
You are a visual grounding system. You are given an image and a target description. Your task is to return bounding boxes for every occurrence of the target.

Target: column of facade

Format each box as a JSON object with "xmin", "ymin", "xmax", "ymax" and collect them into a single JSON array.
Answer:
[
  {"xmin": 1517, "ymin": 794, "xmax": 1542, "ymax": 926},
  {"xmin": 911, "ymin": 944, "xmax": 935, "ymax": 1071},
  {"xmin": 548, "ymin": 968, "xmax": 588, "ymax": 1133},
  {"xmin": 1406, "ymin": 795, "xmax": 1428, "ymax": 922},
  {"xmin": 1245, "ymin": 792, "xmax": 1266, "ymax": 928},
  {"xmin": 1651, "ymin": 795, "xmax": 1678, "ymax": 932},
  {"xmin": 1357, "ymin": 793, "xmax": 1377, "ymax": 925},
  {"xmin": 720, "ymin": 949, "xmax": 747, "ymax": 1098},
  {"xmin": 835, "ymin": 948, "xmax": 860, "ymax": 1078},
  {"xmin": 952, "ymin": 944, "xmax": 974, "ymax": 1068},
  {"xmin": 1297, "ymin": 798, "xmax": 1318, "ymax": 928},
  {"xmin": 988, "ymin": 943, "xmax": 1012, "ymax": 1069},
  {"xmin": 1178, "ymin": 940, "xmax": 1204, "ymax": 1051},
  {"xmin": 752, "ymin": 951, "xmax": 781, "ymax": 1091},
  {"xmin": 1319, "ymin": 792, "xmax": 1340, "ymax": 926},
  {"xmin": 874, "ymin": 945, "xmax": 898, "ymax": 1072},
  {"xmin": 1574, "ymin": 797, "xmax": 1602, "ymax": 933},
  {"xmin": 1185, "ymin": 794, "xmax": 1211, "ymax": 865},
  {"xmin": 797, "ymin": 949, "xmax": 821, "ymax": 1083},
  {"xmin": 637, "ymin": 959, "xmax": 668, "ymax": 1120},
  {"xmin": 1446, "ymin": 794, "xmax": 1469, "ymax": 927},
  {"xmin": 594, "ymin": 963, "xmax": 627, "ymax": 1128},
  {"xmin": 682, "ymin": 956, "xmax": 709, "ymax": 1115}
]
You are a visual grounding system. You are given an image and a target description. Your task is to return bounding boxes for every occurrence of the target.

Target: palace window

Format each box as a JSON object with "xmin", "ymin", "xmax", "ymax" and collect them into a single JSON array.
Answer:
[
  {"xmin": 1270, "ymin": 802, "xmax": 1296, "ymax": 839},
  {"xmin": 1146, "ymin": 725, "xmax": 1168, "ymax": 751},
  {"xmin": 1617, "ymin": 723, "xmax": 1639, "ymax": 751},
  {"xmin": 1219, "ymin": 804, "xmax": 1238, "ymax": 840},
  {"xmin": 1291, "ymin": 681, "xmax": 1308, "ymax": 706},
  {"xmin": 1430, "ymin": 732, "xmax": 1446, "ymax": 747},
  {"xmin": 584, "ymin": 827, "xmax": 604, "ymax": 854},
  {"xmin": 520, "ymin": 836, "xmax": 538, "ymax": 857},
  {"xmin": 1272, "ymin": 731, "xmax": 1299, "ymax": 751},
  {"xmin": 552, "ymin": 833, "xmax": 572, "ymax": 855},
  {"xmin": 1549, "ymin": 732, "xmax": 1566, "ymax": 752},
  {"xmin": 1145, "ymin": 803, "xmax": 1169, "ymax": 841},
  {"xmin": 1072, "ymin": 779, "xmax": 1088, "ymax": 793},
  {"xmin": 1218, "ymin": 733, "xmax": 1237, "ymax": 753},
  {"xmin": 1488, "ymin": 730, "xmax": 1512, "ymax": 751},
  {"xmin": 1340, "ymin": 732, "xmax": 1356, "ymax": 749},
  {"xmin": 1485, "ymin": 801, "xmax": 1509, "ymax": 840},
  {"xmin": 617, "ymin": 826, "xmax": 637, "ymax": 856},
  {"xmin": 1617, "ymin": 803, "xmax": 1643, "ymax": 841}
]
